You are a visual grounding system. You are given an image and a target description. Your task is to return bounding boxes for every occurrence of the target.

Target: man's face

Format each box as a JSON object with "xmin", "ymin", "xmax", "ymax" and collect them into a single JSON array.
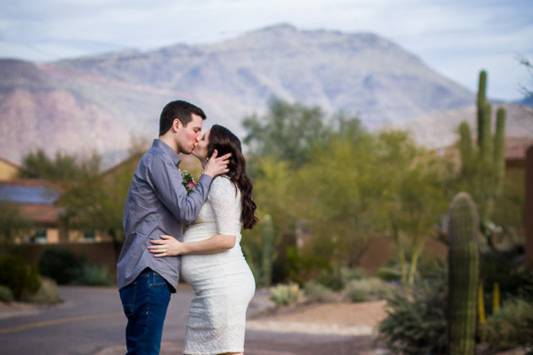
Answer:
[
  {"xmin": 175, "ymin": 113, "xmax": 203, "ymax": 154},
  {"xmin": 192, "ymin": 129, "xmax": 210, "ymax": 160}
]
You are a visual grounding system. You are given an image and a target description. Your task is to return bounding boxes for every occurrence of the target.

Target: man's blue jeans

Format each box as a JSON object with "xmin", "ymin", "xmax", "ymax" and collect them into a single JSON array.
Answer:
[{"xmin": 119, "ymin": 268, "xmax": 172, "ymax": 355}]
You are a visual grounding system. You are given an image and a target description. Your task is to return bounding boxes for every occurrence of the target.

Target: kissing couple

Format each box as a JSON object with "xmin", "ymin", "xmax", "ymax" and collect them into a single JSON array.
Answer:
[{"xmin": 117, "ymin": 100, "xmax": 258, "ymax": 355}]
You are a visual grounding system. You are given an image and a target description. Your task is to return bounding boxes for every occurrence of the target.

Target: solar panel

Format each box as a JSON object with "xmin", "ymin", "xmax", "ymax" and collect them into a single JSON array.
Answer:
[{"xmin": 0, "ymin": 185, "xmax": 60, "ymax": 204}]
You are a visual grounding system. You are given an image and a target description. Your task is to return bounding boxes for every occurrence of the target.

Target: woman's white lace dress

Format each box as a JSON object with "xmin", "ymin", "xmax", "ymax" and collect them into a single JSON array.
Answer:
[{"xmin": 181, "ymin": 176, "xmax": 256, "ymax": 354}]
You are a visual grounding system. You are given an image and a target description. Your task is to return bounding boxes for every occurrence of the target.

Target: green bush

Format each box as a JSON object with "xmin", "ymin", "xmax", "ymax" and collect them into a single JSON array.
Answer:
[
  {"xmin": 343, "ymin": 278, "xmax": 395, "ymax": 303},
  {"xmin": 340, "ymin": 267, "xmax": 366, "ymax": 283},
  {"xmin": 78, "ymin": 265, "xmax": 113, "ymax": 286},
  {"xmin": 0, "ymin": 285, "xmax": 14, "ymax": 302},
  {"xmin": 346, "ymin": 287, "xmax": 367, "ymax": 303},
  {"xmin": 315, "ymin": 269, "xmax": 345, "ymax": 291},
  {"xmin": 270, "ymin": 283, "xmax": 304, "ymax": 306},
  {"xmin": 285, "ymin": 246, "xmax": 330, "ymax": 285},
  {"xmin": 22, "ymin": 277, "xmax": 62, "ymax": 304},
  {"xmin": 0, "ymin": 255, "xmax": 41, "ymax": 300},
  {"xmin": 303, "ymin": 281, "xmax": 338, "ymax": 303},
  {"xmin": 39, "ymin": 248, "xmax": 85, "ymax": 284},
  {"xmin": 377, "ymin": 266, "xmax": 402, "ymax": 282},
  {"xmin": 378, "ymin": 267, "xmax": 448, "ymax": 355},
  {"xmin": 480, "ymin": 298, "xmax": 533, "ymax": 351}
]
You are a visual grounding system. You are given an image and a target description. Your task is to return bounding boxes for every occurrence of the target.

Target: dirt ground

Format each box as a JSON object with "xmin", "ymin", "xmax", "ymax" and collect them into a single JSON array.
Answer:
[{"xmin": 248, "ymin": 300, "xmax": 388, "ymax": 336}]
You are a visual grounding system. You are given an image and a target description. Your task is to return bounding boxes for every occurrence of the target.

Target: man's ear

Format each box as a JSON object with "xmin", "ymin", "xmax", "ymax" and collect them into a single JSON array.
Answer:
[{"xmin": 172, "ymin": 118, "xmax": 182, "ymax": 132}]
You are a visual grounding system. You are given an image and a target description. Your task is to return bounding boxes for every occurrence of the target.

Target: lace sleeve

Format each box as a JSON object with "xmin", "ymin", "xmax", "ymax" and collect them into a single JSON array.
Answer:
[{"xmin": 208, "ymin": 177, "xmax": 241, "ymax": 235}]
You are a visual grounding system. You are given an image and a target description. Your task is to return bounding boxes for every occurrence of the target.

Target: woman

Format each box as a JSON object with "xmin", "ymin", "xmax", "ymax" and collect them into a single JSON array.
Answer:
[{"xmin": 148, "ymin": 124, "xmax": 258, "ymax": 355}]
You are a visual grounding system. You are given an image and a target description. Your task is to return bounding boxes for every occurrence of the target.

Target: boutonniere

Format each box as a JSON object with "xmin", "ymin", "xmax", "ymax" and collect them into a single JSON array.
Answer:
[{"xmin": 181, "ymin": 169, "xmax": 197, "ymax": 193}]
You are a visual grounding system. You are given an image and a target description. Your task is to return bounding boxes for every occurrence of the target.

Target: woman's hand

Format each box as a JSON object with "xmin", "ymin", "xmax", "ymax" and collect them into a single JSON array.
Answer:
[{"xmin": 148, "ymin": 235, "xmax": 187, "ymax": 257}]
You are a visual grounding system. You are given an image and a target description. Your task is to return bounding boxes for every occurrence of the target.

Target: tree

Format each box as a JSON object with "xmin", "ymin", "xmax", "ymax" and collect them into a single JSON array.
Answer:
[
  {"xmin": 242, "ymin": 157, "xmax": 296, "ymax": 283},
  {"xmin": 20, "ymin": 149, "xmax": 101, "ymax": 186},
  {"xmin": 0, "ymin": 202, "xmax": 32, "ymax": 245},
  {"xmin": 379, "ymin": 131, "xmax": 451, "ymax": 284},
  {"xmin": 60, "ymin": 154, "xmax": 136, "ymax": 259},
  {"xmin": 293, "ymin": 123, "xmax": 387, "ymax": 270},
  {"xmin": 243, "ymin": 98, "xmax": 332, "ymax": 167},
  {"xmin": 292, "ymin": 128, "xmax": 450, "ymax": 284}
]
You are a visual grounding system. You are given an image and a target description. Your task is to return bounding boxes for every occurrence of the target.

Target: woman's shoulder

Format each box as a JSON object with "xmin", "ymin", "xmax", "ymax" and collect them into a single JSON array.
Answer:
[
  {"xmin": 209, "ymin": 176, "xmax": 238, "ymax": 197},
  {"xmin": 212, "ymin": 175, "xmax": 232, "ymax": 187}
]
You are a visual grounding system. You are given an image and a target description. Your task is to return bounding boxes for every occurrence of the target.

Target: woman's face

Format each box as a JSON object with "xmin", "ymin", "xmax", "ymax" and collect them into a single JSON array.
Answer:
[{"xmin": 192, "ymin": 129, "xmax": 210, "ymax": 160}]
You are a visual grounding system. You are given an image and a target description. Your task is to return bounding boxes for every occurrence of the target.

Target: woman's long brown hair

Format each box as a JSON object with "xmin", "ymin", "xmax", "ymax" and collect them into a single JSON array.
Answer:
[{"xmin": 207, "ymin": 125, "xmax": 258, "ymax": 229}]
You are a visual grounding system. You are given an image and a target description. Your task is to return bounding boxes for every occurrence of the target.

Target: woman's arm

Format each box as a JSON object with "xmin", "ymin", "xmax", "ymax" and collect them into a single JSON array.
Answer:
[{"xmin": 148, "ymin": 234, "xmax": 236, "ymax": 257}]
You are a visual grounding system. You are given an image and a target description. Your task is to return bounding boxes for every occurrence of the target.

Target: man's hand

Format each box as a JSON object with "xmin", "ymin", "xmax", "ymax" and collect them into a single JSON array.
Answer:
[
  {"xmin": 203, "ymin": 149, "xmax": 231, "ymax": 177},
  {"xmin": 148, "ymin": 235, "xmax": 186, "ymax": 256}
]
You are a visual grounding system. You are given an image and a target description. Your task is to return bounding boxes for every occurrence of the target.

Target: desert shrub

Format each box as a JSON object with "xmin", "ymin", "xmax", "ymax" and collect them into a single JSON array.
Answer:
[
  {"xmin": 285, "ymin": 246, "xmax": 330, "ymax": 285},
  {"xmin": 270, "ymin": 283, "xmax": 304, "ymax": 306},
  {"xmin": 376, "ymin": 266, "xmax": 402, "ymax": 281},
  {"xmin": 315, "ymin": 269, "xmax": 345, "ymax": 291},
  {"xmin": 480, "ymin": 298, "xmax": 533, "ymax": 351},
  {"xmin": 303, "ymin": 281, "xmax": 338, "ymax": 303},
  {"xmin": 39, "ymin": 248, "xmax": 85, "ymax": 284},
  {"xmin": 378, "ymin": 266, "xmax": 448, "ymax": 355},
  {"xmin": 0, "ymin": 285, "xmax": 14, "ymax": 302},
  {"xmin": 22, "ymin": 277, "xmax": 62, "ymax": 304},
  {"xmin": 340, "ymin": 267, "xmax": 366, "ymax": 283},
  {"xmin": 78, "ymin": 265, "xmax": 113, "ymax": 286},
  {"xmin": 344, "ymin": 278, "xmax": 395, "ymax": 303},
  {"xmin": 0, "ymin": 255, "xmax": 41, "ymax": 299},
  {"xmin": 480, "ymin": 250, "xmax": 530, "ymax": 298}
]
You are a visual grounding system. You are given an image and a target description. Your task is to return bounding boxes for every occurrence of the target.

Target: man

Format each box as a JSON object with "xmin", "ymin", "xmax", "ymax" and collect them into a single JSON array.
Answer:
[{"xmin": 117, "ymin": 100, "xmax": 230, "ymax": 354}]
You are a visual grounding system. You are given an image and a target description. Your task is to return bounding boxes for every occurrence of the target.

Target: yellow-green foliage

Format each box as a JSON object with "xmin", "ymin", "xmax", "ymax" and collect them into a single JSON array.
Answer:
[
  {"xmin": 343, "ymin": 278, "xmax": 394, "ymax": 303},
  {"xmin": 0, "ymin": 285, "xmax": 14, "ymax": 302},
  {"xmin": 270, "ymin": 283, "xmax": 303, "ymax": 306},
  {"xmin": 303, "ymin": 281, "xmax": 338, "ymax": 303},
  {"xmin": 0, "ymin": 255, "xmax": 41, "ymax": 300},
  {"xmin": 480, "ymin": 299, "xmax": 533, "ymax": 350},
  {"xmin": 22, "ymin": 277, "xmax": 62, "ymax": 304},
  {"xmin": 243, "ymin": 100, "xmax": 452, "ymax": 284}
]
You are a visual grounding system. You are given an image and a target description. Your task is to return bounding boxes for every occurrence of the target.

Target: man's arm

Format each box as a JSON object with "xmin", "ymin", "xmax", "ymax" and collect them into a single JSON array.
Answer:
[
  {"xmin": 147, "ymin": 150, "xmax": 231, "ymax": 224},
  {"xmin": 148, "ymin": 156, "xmax": 211, "ymax": 224}
]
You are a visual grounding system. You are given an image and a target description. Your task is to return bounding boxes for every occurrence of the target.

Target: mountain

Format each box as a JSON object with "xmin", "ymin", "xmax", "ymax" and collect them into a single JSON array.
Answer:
[
  {"xmin": 0, "ymin": 24, "xmax": 477, "ymax": 167},
  {"xmin": 394, "ymin": 103, "xmax": 533, "ymax": 149}
]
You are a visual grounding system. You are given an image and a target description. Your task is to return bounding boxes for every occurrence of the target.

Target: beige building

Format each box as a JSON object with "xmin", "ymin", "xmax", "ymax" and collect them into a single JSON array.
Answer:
[
  {"xmin": 0, "ymin": 157, "xmax": 20, "ymax": 181},
  {"xmin": 0, "ymin": 179, "xmax": 109, "ymax": 244}
]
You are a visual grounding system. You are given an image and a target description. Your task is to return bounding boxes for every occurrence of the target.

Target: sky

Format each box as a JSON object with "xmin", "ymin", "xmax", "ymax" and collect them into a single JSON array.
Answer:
[{"xmin": 1, "ymin": 0, "xmax": 532, "ymax": 100}]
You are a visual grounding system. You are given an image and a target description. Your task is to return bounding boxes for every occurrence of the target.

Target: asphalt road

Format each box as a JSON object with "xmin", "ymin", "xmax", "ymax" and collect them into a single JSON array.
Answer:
[{"xmin": 0, "ymin": 286, "xmax": 374, "ymax": 355}]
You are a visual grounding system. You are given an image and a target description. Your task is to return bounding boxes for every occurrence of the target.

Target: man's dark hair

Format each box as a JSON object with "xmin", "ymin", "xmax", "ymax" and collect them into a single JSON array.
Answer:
[{"xmin": 159, "ymin": 100, "xmax": 206, "ymax": 136}]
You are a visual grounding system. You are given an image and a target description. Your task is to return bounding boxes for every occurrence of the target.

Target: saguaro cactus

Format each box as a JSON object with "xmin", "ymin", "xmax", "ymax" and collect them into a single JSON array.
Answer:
[
  {"xmin": 448, "ymin": 192, "xmax": 480, "ymax": 355},
  {"xmin": 476, "ymin": 70, "xmax": 487, "ymax": 142},
  {"xmin": 458, "ymin": 70, "xmax": 506, "ymax": 237},
  {"xmin": 526, "ymin": 146, "xmax": 533, "ymax": 269},
  {"xmin": 493, "ymin": 108, "xmax": 506, "ymax": 194}
]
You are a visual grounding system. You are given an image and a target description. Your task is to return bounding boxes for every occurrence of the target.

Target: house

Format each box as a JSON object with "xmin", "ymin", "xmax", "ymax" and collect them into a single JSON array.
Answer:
[
  {"xmin": 0, "ymin": 157, "xmax": 20, "ymax": 181},
  {"xmin": 505, "ymin": 137, "xmax": 533, "ymax": 168},
  {"xmin": 0, "ymin": 179, "xmax": 62, "ymax": 244},
  {"xmin": 0, "ymin": 179, "xmax": 109, "ymax": 244}
]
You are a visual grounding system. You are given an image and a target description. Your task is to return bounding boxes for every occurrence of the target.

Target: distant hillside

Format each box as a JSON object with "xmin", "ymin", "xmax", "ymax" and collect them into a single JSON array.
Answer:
[
  {"xmin": 395, "ymin": 103, "xmax": 533, "ymax": 149},
  {"xmin": 0, "ymin": 24, "xmax": 477, "ymax": 166}
]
